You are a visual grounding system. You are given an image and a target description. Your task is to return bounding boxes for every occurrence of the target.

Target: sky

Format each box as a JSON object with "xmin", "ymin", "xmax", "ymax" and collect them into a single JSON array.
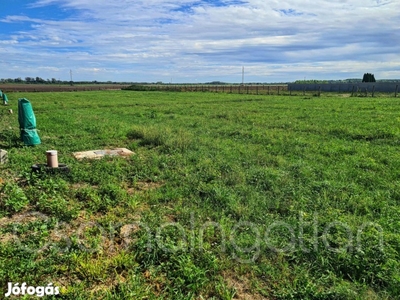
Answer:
[{"xmin": 0, "ymin": 0, "xmax": 399, "ymax": 83}]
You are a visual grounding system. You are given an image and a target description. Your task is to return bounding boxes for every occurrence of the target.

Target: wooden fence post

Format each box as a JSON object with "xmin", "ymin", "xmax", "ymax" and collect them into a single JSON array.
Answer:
[
  {"xmin": 278, "ymin": 86, "xmax": 280, "ymax": 95},
  {"xmin": 372, "ymin": 85, "xmax": 375, "ymax": 97},
  {"xmin": 351, "ymin": 85, "xmax": 355, "ymax": 97}
]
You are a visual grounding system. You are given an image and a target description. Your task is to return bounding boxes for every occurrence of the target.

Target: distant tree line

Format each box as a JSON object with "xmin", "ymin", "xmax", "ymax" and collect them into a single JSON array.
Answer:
[
  {"xmin": 0, "ymin": 78, "xmax": 132, "ymax": 85},
  {"xmin": 293, "ymin": 79, "xmax": 372, "ymax": 84},
  {"xmin": 2, "ymin": 76, "xmax": 398, "ymax": 86},
  {"xmin": 295, "ymin": 77, "xmax": 399, "ymax": 84},
  {"xmin": 295, "ymin": 74, "xmax": 400, "ymax": 84},
  {"xmin": 0, "ymin": 77, "xmax": 58, "ymax": 84}
]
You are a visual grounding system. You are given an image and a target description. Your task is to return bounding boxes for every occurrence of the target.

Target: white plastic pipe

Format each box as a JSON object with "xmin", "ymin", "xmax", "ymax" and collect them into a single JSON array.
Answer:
[{"xmin": 46, "ymin": 150, "xmax": 58, "ymax": 168}]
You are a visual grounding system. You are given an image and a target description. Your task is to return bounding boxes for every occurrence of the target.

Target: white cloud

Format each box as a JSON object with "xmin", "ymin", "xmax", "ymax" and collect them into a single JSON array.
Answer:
[{"xmin": 0, "ymin": 0, "xmax": 399, "ymax": 82}]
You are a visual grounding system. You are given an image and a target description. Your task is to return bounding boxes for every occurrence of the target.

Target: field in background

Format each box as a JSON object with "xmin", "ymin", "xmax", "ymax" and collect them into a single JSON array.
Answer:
[{"xmin": 1, "ymin": 90, "xmax": 400, "ymax": 299}]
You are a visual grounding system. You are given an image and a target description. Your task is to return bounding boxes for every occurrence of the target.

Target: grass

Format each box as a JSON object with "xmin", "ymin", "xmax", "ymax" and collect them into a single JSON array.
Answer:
[{"xmin": 1, "ymin": 90, "xmax": 400, "ymax": 299}]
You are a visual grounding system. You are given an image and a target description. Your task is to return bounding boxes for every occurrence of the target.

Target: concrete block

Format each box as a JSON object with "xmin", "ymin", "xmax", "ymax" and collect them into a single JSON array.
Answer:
[{"xmin": 73, "ymin": 148, "xmax": 134, "ymax": 160}]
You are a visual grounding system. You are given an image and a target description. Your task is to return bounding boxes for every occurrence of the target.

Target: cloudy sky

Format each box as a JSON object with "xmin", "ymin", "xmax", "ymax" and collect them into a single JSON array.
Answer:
[{"xmin": 1, "ymin": 0, "xmax": 399, "ymax": 83}]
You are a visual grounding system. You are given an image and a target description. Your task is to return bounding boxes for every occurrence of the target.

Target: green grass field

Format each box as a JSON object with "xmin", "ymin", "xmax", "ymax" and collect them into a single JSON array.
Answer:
[{"xmin": 1, "ymin": 90, "xmax": 399, "ymax": 299}]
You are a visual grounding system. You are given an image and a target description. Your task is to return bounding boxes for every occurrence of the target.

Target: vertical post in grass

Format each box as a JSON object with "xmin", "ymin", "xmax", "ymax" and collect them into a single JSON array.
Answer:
[
  {"xmin": 303, "ymin": 87, "xmax": 305, "ymax": 96},
  {"xmin": 351, "ymin": 85, "xmax": 355, "ymax": 97},
  {"xmin": 278, "ymin": 86, "xmax": 280, "ymax": 95},
  {"xmin": 372, "ymin": 85, "xmax": 375, "ymax": 97},
  {"xmin": 365, "ymin": 87, "xmax": 368, "ymax": 97},
  {"xmin": 239, "ymin": 85, "xmax": 241, "ymax": 94},
  {"xmin": 256, "ymin": 85, "xmax": 258, "ymax": 95},
  {"xmin": 268, "ymin": 85, "xmax": 270, "ymax": 95},
  {"xmin": 395, "ymin": 85, "xmax": 398, "ymax": 97},
  {"xmin": 230, "ymin": 85, "xmax": 233, "ymax": 93},
  {"xmin": 247, "ymin": 85, "xmax": 249, "ymax": 94},
  {"xmin": 318, "ymin": 86, "xmax": 321, "ymax": 97}
]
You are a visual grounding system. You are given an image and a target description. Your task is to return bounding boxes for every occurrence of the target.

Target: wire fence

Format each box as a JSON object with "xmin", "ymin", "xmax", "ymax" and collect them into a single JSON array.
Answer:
[{"xmin": 125, "ymin": 84, "xmax": 288, "ymax": 95}]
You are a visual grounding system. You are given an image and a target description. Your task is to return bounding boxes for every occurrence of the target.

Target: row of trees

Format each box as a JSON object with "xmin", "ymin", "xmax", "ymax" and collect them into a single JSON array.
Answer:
[
  {"xmin": 1, "ymin": 77, "xmax": 62, "ymax": 84},
  {"xmin": 295, "ymin": 74, "xmax": 382, "ymax": 84},
  {"xmin": 0, "ymin": 78, "xmax": 130, "ymax": 85}
]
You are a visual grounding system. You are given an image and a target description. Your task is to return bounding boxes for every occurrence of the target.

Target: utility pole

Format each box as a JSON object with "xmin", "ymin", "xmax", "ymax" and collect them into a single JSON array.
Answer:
[{"xmin": 70, "ymin": 69, "xmax": 73, "ymax": 86}]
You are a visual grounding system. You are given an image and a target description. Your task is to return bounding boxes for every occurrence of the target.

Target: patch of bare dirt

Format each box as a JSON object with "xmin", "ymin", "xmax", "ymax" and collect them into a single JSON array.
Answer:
[
  {"xmin": 224, "ymin": 272, "xmax": 268, "ymax": 300},
  {"xmin": 127, "ymin": 181, "xmax": 164, "ymax": 195},
  {"xmin": 0, "ymin": 211, "xmax": 48, "ymax": 227},
  {"xmin": 70, "ymin": 183, "xmax": 98, "ymax": 189},
  {"xmin": 119, "ymin": 224, "xmax": 140, "ymax": 248},
  {"xmin": 0, "ymin": 232, "xmax": 15, "ymax": 243}
]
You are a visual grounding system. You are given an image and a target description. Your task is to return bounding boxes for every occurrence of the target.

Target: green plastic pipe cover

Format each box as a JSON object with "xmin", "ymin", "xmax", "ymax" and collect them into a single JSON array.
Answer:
[{"xmin": 18, "ymin": 98, "xmax": 41, "ymax": 146}]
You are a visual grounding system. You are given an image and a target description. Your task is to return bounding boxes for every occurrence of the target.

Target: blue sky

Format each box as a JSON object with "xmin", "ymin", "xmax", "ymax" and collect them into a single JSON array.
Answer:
[{"xmin": 1, "ymin": 0, "xmax": 399, "ymax": 82}]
